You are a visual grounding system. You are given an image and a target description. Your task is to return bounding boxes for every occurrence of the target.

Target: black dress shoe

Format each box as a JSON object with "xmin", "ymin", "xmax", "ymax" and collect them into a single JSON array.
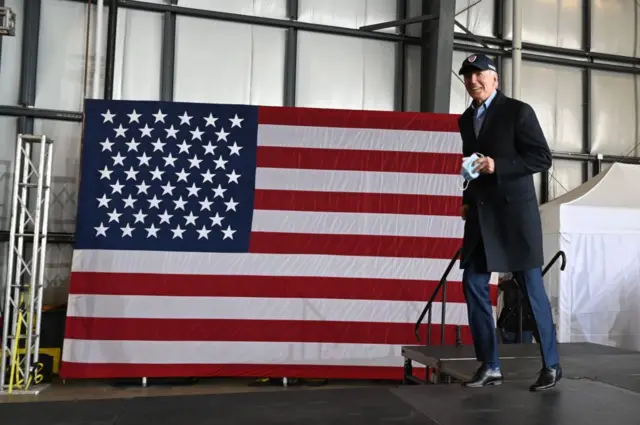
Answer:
[
  {"xmin": 529, "ymin": 365, "xmax": 562, "ymax": 392},
  {"xmin": 463, "ymin": 365, "xmax": 503, "ymax": 388}
]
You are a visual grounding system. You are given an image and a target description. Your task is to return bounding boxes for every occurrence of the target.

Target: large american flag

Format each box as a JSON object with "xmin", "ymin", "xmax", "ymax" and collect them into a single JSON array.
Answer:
[{"xmin": 60, "ymin": 99, "xmax": 497, "ymax": 380}]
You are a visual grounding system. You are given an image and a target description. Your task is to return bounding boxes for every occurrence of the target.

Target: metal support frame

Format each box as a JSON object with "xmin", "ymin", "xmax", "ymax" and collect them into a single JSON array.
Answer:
[
  {"xmin": 0, "ymin": 133, "xmax": 54, "ymax": 394},
  {"xmin": 0, "ymin": 4, "xmax": 15, "ymax": 36},
  {"xmin": 283, "ymin": 0, "xmax": 298, "ymax": 107},
  {"xmin": 420, "ymin": 0, "xmax": 455, "ymax": 113},
  {"xmin": 160, "ymin": 0, "xmax": 177, "ymax": 101},
  {"xmin": 359, "ymin": 14, "xmax": 436, "ymax": 32},
  {"xmin": 103, "ymin": 0, "xmax": 118, "ymax": 100},
  {"xmin": 394, "ymin": 0, "xmax": 406, "ymax": 111}
]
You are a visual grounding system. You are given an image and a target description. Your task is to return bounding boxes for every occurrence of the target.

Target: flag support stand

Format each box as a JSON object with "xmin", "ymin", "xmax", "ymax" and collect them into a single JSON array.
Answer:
[{"xmin": 0, "ymin": 134, "xmax": 54, "ymax": 394}]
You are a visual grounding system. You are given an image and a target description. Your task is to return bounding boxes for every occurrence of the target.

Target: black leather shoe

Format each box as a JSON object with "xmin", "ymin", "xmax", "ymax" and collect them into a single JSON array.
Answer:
[
  {"xmin": 529, "ymin": 365, "xmax": 562, "ymax": 392},
  {"xmin": 463, "ymin": 365, "xmax": 503, "ymax": 388}
]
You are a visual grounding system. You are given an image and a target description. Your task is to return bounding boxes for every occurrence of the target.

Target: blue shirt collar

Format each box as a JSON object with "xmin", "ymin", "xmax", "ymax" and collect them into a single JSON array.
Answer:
[{"xmin": 471, "ymin": 89, "xmax": 497, "ymax": 110}]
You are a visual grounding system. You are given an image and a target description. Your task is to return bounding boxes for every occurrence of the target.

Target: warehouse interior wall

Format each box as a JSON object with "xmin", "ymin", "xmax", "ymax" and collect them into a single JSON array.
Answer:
[{"xmin": 0, "ymin": 0, "xmax": 638, "ymax": 304}]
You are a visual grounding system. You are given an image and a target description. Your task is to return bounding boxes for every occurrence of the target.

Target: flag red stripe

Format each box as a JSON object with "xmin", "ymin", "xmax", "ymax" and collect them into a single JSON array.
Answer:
[
  {"xmin": 256, "ymin": 146, "xmax": 461, "ymax": 174},
  {"xmin": 254, "ymin": 190, "xmax": 461, "ymax": 216},
  {"xmin": 69, "ymin": 272, "xmax": 501, "ymax": 303},
  {"xmin": 64, "ymin": 317, "xmax": 473, "ymax": 345},
  {"xmin": 258, "ymin": 105, "xmax": 460, "ymax": 132},
  {"xmin": 59, "ymin": 362, "xmax": 427, "ymax": 380},
  {"xmin": 248, "ymin": 232, "xmax": 461, "ymax": 259}
]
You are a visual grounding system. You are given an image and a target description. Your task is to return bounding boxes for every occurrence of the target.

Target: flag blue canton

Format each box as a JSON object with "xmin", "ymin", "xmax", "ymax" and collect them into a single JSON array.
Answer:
[{"xmin": 74, "ymin": 99, "xmax": 259, "ymax": 253}]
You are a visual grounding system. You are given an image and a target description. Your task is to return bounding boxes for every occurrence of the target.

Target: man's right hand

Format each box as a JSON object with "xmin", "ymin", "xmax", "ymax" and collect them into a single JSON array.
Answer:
[{"xmin": 460, "ymin": 204, "xmax": 468, "ymax": 221}]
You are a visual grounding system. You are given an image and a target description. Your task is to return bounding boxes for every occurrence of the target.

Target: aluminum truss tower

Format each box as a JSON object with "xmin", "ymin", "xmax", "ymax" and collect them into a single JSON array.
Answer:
[{"xmin": 1, "ymin": 134, "xmax": 54, "ymax": 394}]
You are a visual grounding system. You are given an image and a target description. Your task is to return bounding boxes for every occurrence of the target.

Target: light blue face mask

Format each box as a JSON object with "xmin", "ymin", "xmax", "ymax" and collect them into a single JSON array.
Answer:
[{"xmin": 458, "ymin": 152, "xmax": 484, "ymax": 191}]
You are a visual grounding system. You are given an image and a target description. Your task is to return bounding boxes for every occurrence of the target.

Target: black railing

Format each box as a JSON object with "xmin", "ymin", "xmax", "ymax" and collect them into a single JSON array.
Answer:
[
  {"xmin": 414, "ymin": 248, "xmax": 567, "ymax": 346},
  {"xmin": 414, "ymin": 247, "xmax": 461, "ymax": 345}
]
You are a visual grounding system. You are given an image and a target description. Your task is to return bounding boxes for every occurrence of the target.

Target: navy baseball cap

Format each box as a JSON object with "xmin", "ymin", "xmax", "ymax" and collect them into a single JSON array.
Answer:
[{"xmin": 458, "ymin": 54, "xmax": 497, "ymax": 75}]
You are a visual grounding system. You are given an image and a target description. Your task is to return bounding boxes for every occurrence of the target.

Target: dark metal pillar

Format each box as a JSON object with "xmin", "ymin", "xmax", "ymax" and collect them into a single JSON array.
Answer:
[
  {"xmin": 394, "ymin": 0, "xmax": 406, "ymax": 111},
  {"xmin": 18, "ymin": 0, "xmax": 41, "ymax": 134},
  {"xmin": 160, "ymin": 0, "xmax": 177, "ymax": 101},
  {"xmin": 283, "ymin": 0, "xmax": 298, "ymax": 106},
  {"xmin": 419, "ymin": 0, "xmax": 455, "ymax": 113},
  {"xmin": 582, "ymin": 0, "xmax": 595, "ymax": 177},
  {"xmin": 103, "ymin": 0, "xmax": 118, "ymax": 99},
  {"xmin": 0, "ymin": 0, "xmax": 5, "ymax": 68},
  {"xmin": 493, "ymin": 0, "xmax": 504, "ymax": 80}
]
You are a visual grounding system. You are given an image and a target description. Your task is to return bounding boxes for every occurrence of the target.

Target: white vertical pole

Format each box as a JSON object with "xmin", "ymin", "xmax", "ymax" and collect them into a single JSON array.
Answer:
[
  {"xmin": 512, "ymin": 0, "xmax": 522, "ymax": 100},
  {"xmin": 92, "ymin": 0, "xmax": 105, "ymax": 98}
]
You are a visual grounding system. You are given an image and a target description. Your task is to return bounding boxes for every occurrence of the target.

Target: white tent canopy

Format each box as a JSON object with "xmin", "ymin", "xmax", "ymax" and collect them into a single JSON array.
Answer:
[{"xmin": 539, "ymin": 162, "xmax": 640, "ymax": 351}]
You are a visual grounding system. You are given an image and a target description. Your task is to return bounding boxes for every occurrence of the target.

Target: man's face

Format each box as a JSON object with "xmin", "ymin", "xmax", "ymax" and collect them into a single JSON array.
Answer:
[{"xmin": 463, "ymin": 69, "xmax": 498, "ymax": 103}]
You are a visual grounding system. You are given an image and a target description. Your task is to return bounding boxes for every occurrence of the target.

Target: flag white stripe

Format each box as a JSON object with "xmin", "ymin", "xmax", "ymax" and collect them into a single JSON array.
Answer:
[
  {"xmin": 71, "ymin": 250, "xmax": 476, "ymax": 282},
  {"xmin": 255, "ymin": 168, "xmax": 462, "ymax": 196},
  {"xmin": 251, "ymin": 210, "xmax": 463, "ymax": 238},
  {"xmin": 257, "ymin": 124, "xmax": 462, "ymax": 153},
  {"xmin": 62, "ymin": 340, "xmax": 423, "ymax": 367},
  {"xmin": 66, "ymin": 295, "xmax": 481, "ymax": 325}
]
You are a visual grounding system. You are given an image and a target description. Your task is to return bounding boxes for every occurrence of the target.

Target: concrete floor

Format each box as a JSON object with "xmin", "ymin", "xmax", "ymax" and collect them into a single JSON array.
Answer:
[{"xmin": 0, "ymin": 377, "xmax": 396, "ymax": 404}]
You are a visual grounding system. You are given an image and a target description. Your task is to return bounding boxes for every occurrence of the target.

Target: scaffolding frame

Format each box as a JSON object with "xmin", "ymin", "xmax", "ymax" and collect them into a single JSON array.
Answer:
[{"xmin": 0, "ymin": 134, "xmax": 53, "ymax": 394}]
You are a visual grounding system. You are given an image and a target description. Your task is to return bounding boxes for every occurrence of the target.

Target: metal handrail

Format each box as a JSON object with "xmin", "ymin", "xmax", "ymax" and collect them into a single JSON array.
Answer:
[{"xmin": 414, "ymin": 247, "xmax": 461, "ymax": 344}]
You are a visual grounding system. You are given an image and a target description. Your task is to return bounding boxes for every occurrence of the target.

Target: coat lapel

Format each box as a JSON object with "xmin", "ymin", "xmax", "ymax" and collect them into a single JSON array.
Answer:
[
  {"xmin": 460, "ymin": 108, "xmax": 477, "ymax": 149},
  {"xmin": 476, "ymin": 90, "xmax": 505, "ymax": 142}
]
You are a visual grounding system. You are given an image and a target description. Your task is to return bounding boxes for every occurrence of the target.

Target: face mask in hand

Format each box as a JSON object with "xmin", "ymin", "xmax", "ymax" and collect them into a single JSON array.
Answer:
[{"xmin": 458, "ymin": 152, "xmax": 484, "ymax": 191}]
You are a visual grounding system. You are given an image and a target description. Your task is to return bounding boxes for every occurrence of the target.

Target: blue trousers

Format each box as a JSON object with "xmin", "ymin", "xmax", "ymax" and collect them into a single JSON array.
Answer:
[{"xmin": 462, "ymin": 265, "xmax": 559, "ymax": 368}]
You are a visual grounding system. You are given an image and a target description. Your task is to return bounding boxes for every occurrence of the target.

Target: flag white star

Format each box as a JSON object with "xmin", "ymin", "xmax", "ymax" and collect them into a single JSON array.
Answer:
[
  {"xmin": 165, "ymin": 125, "xmax": 179, "ymax": 138},
  {"xmin": 152, "ymin": 138, "xmax": 166, "ymax": 152},
  {"xmin": 177, "ymin": 140, "xmax": 191, "ymax": 154},
  {"xmin": 187, "ymin": 183, "xmax": 201, "ymax": 197},
  {"xmin": 225, "ymin": 198, "xmax": 239, "ymax": 211},
  {"xmin": 98, "ymin": 166, "xmax": 112, "ymax": 180},
  {"xmin": 215, "ymin": 128, "xmax": 230, "ymax": 142},
  {"xmin": 190, "ymin": 127, "xmax": 204, "ymax": 140},
  {"xmin": 163, "ymin": 153, "xmax": 177, "ymax": 167},
  {"xmin": 199, "ymin": 197, "xmax": 213, "ymax": 211},
  {"xmin": 184, "ymin": 211, "xmax": 198, "ymax": 226},
  {"xmin": 133, "ymin": 209, "xmax": 148, "ymax": 224},
  {"xmin": 173, "ymin": 196, "xmax": 187, "ymax": 210},
  {"xmin": 114, "ymin": 124, "xmax": 128, "ymax": 138},
  {"xmin": 210, "ymin": 213, "xmax": 224, "ymax": 227},
  {"xmin": 203, "ymin": 142, "xmax": 217, "ymax": 155},
  {"xmin": 150, "ymin": 166, "xmax": 164, "ymax": 180},
  {"xmin": 124, "ymin": 166, "xmax": 138, "ymax": 181},
  {"xmin": 121, "ymin": 223, "xmax": 134, "ymax": 237},
  {"xmin": 136, "ymin": 181, "xmax": 151, "ymax": 195},
  {"xmin": 175, "ymin": 169, "xmax": 190, "ymax": 182},
  {"xmin": 161, "ymin": 181, "xmax": 176, "ymax": 195},
  {"xmin": 139, "ymin": 124, "xmax": 153, "ymax": 138},
  {"xmin": 100, "ymin": 138, "xmax": 114, "ymax": 151},
  {"xmin": 171, "ymin": 225, "xmax": 185, "ymax": 239},
  {"xmin": 153, "ymin": 109, "xmax": 167, "ymax": 123},
  {"xmin": 127, "ymin": 110, "xmax": 141, "ymax": 123},
  {"xmin": 229, "ymin": 114, "xmax": 243, "ymax": 128},
  {"xmin": 227, "ymin": 170, "xmax": 241, "ymax": 184},
  {"xmin": 204, "ymin": 113, "xmax": 218, "ymax": 127},
  {"xmin": 212, "ymin": 184, "xmax": 226, "ymax": 199},
  {"xmin": 94, "ymin": 222, "xmax": 109, "ymax": 236},
  {"xmin": 188, "ymin": 155, "xmax": 202, "ymax": 169},
  {"xmin": 107, "ymin": 209, "xmax": 122, "ymax": 223},
  {"xmin": 112, "ymin": 152, "xmax": 126, "ymax": 166},
  {"xmin": 97, "ymin": 194, "xmax": 110, "ymax": 208},
  {"xmin": 147, "ymin": 195, "xmax": 162, "ymax": 209},
  {"xmin": 201, "ymin": 169, "xmax": 215, "ymax": 183},
  {"xmin": 222, "ymin": 225, "xmax": 236, "ymax": 240},
  {"xmin": 197, "ymin": 225, "xmax": 211, "ymax": 239},
  {"xmin": 214, "ymin": 156, "xmax": 228, "ymax": 170},
  {"xmin": 158, "ymin": 210, "xmax": 173, "ymax": 224},
  {"xmin": 101, "ymin": 110, "xmax": 115, "ymax": 123},
  {"xmin": 227, "ymin": 142, "xmax": 242, "ymax": 156},
  {"xmin": 122, "ymin": 194, "xmax": 137, "ymax": 209},
  {"xmin": 110, "ymin": 180, "xmax": 124, "ymax": 194},
  {"xmin": 146, "ymin": 223, "xmax": 160, "ymax": 238},
  {"xmin": 125, "ymin": 138, "xmax": 140, "ymax": 152},
  {"xmin": 179, "ymin": 111, "xmax": 193, "ymax": 125},
  {"xmin": 138, "ymin": 152, "xmax": 152, "ymax": 166}
]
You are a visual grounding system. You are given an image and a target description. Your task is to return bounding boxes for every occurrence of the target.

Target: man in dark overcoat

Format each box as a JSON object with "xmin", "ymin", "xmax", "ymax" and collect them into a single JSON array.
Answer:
[{"xmin": 456, "ymin": 53, "xmax": 562, "ymax": 392}]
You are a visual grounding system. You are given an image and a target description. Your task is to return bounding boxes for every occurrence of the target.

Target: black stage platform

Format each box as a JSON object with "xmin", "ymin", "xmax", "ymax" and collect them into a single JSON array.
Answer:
[
  {"xmin": 2, "ymin": 343, "xmax": 640, "ymax": 425},
  {"xmin": 402, "ymin": 342, "xmax": 640, "ymax": 390}
]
